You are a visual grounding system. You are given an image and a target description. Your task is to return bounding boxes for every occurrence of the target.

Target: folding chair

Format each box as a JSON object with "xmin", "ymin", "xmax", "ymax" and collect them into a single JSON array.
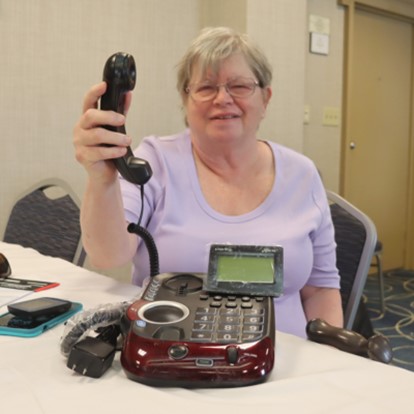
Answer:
[
  {"xmin": 3, "ymin": 178, "xmax": 86, "ymax": 266},
  {"xmin": 327, "ymin": 190, "xmax": 377, "ymax": 331},
  {"xmin": 306, "ymin": 191, "xmax": 393, "ymax": 364}
]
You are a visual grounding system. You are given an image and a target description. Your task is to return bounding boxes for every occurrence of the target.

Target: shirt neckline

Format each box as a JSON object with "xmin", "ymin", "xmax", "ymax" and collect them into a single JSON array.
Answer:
[{"xmin": 183, "ymin": 131, "xmax": 279, "ymax": 223}]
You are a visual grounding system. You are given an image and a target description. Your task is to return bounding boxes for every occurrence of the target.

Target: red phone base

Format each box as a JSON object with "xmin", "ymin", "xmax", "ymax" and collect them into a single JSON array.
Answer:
[{"xmin": 121, "ymin": 333, "xmax": 274, "ymax": 388}]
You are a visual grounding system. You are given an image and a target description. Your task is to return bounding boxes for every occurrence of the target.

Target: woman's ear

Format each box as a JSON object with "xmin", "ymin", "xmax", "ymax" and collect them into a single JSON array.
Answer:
[
  {"xmin": 260, "ymin": 87, "xmax": 272, "ymax": 119},
  {"xmin": 263, "ymin": 86, "xmax": 272, "ymax": 107}
]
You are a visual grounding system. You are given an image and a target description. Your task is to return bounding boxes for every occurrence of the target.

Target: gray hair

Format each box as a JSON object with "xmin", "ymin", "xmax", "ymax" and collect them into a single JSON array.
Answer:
[{"xmin": 176, "ymin": 27, "xmax": 273, "ymax": 100}]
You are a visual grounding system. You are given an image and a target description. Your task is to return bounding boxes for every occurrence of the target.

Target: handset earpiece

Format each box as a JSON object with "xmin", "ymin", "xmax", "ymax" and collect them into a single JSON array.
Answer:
[{"xmin": 100, "ymin": 52, "xmax": 152, "ymax": 185}]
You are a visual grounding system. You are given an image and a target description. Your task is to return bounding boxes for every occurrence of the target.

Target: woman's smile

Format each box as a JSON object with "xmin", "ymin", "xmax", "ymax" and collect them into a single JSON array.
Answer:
[{"xmin": 209, "ymin": 112, "xmax": 241, "ymax": 121}]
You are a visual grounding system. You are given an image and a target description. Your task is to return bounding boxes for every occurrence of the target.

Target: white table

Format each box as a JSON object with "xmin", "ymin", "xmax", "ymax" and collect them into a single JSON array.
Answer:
[{"xmin": 0, "ymin": 241, "xmax": 412, "ymax": 414}]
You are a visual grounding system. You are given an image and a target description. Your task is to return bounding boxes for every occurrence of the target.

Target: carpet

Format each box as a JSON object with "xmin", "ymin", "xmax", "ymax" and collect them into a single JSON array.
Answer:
[{"xmin": 363, "ymin": 269, "xmax": 414, "ymax": 372}]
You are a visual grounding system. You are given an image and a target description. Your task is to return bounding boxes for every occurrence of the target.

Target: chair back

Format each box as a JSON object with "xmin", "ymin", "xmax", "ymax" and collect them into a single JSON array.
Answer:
[
  {"xmin": 327, "ymin": 190, "xmax": 377, "ymax": 329},
  {"xmin": 3, "ymin": 178, "xmax": 86, "ymax": 266}
]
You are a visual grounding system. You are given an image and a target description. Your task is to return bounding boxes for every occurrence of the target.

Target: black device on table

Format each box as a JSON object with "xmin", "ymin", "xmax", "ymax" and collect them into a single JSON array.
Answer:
[
  {"xmin": 0, "ymin": 297, "xmax": 82, "ymax": 337},
  {"xmin": 8, "ymin": 297, "xmax": 71, "ymax": 318}
]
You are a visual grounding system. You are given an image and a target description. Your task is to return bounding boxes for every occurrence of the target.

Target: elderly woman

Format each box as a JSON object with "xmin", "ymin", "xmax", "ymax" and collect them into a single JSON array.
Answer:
[{"xmin": 73, "ymin": 27, "xmax": 343, "ymax": 338}]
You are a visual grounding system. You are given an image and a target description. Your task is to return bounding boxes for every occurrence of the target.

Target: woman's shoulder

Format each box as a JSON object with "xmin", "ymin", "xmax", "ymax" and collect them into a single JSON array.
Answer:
[
  {"xmin": 267, "ymin": 141, "xmax": 317, "ymax": 173},
  {"xmin": 140, "ymin": 129, "xmax": 190, "ymax": 151},
  {"xmin": 266, "ymin": 140, "xmax": 325, "ymax": 204},
  {"xmin": 133, "ymin": 130, "xmax": 192, "ymax": 178}
]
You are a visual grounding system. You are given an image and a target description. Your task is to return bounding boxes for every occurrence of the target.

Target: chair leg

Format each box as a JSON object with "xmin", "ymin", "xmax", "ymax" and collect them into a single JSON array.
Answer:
[{"xmin": 374, "ymin": 252, "xmax": 385, "ymax": 316}]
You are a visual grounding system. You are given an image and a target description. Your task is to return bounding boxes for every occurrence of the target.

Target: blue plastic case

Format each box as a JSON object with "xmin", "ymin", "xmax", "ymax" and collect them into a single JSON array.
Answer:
[{"xmin": 0, "ymin": 302, "xmax": 83, "ymax": 337}]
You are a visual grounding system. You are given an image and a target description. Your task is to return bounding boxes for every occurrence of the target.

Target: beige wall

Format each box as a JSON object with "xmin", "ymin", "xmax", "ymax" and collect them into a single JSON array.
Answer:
[
  {"xmin": 0, "ymin": 0, "xmax": 200, "ymax": 236},
  {"xmin": 247, "ymin": 0, "xmax": 308, "ymax": 153},
  {"xmin": 304, "ymin": 0, "xmax": 344, "ymax": 191},
  {"xmin": 0, "ymin": 0, "xmax": 345, "ymax": 282}
]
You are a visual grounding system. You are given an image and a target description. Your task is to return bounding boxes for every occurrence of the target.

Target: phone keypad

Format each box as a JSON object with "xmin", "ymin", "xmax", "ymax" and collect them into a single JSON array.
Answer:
[{"xmin": 190, "ymin": 295, "xmax": 266, "ymax": 343}]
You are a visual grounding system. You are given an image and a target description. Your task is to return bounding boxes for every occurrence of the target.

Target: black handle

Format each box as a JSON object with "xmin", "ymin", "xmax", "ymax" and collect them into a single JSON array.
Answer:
[{"xmin": 306, "ymin": 318, "xmax": 392, "ymax": 364}]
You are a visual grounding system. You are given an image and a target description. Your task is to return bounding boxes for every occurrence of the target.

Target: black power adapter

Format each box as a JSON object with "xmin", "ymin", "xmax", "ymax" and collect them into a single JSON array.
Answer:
[{"xmin": 67, "ymin": 324, "xmax": 121, "ymax": 378}]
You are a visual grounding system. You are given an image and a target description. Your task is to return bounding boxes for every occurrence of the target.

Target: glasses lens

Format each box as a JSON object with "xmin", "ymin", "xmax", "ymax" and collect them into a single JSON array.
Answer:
[
  {"xmin": 192, "ymin": 83, "xmax": 216, "ymax": 100},
  {"xmin": 0, "ymin": 253, "xmax": 11, "ymax": 278},
  {"xmin": 227, "ymin": 79, "xmax": 256, "ymax": 98},
  {"xmin": 188, "ymin": 78, "xmax": 258, "ymax": 101}
]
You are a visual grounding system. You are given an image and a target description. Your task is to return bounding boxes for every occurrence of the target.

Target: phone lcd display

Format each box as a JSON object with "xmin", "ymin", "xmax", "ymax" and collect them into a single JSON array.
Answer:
[
  {"xmin": 216, "ymin": 255, "xmax": 274, "ymax": 283},
  {"xmin": 206, "ymin": 244, "xmax": 283, "ymax": 297}
]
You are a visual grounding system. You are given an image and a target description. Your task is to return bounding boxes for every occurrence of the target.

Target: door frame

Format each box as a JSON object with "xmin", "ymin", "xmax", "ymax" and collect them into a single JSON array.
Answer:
[{"xmin": 338, "ymin": 0, "xmax": 414, "ymax": 269}]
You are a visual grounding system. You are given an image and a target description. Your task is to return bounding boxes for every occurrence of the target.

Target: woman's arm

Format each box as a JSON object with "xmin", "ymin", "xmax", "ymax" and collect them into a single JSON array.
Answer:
[
  {"xmin": 73, "ymin": 82, "xmax": 138, "ymax": 268},
  {"xmin": 80, "ymin": 178, "xmax": 138, "ymax": 269},
  {"xmin": 300, "ymin": 285, "xmax": 344, "ymax": 327}
]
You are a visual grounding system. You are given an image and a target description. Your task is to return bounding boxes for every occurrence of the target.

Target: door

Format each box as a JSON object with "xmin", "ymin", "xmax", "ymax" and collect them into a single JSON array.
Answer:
[{"xmin": 343, "ymin": 8, "xmax": 413, "ymax": 270}]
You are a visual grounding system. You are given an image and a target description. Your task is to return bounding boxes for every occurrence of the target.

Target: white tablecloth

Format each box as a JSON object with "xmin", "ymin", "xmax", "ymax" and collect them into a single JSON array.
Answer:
[{"xmin": 0, "ymin": 241, "xmax": 412, "ymax": 414}]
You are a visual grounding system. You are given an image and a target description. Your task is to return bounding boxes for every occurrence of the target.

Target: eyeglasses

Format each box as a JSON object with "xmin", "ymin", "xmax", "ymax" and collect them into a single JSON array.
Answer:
[
  {"xmin": 0, "ymin": 253, "xmax": 11, "ymax": 279},
  {"xmin": 185, "ymin": 77, "xmax": 260, "ymax": 102}
]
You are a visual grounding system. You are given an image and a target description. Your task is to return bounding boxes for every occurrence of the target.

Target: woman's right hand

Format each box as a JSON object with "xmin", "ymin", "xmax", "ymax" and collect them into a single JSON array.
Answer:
[{"xmin": 73, "ymin": 82, "xmax": 133, "ymax": 184}]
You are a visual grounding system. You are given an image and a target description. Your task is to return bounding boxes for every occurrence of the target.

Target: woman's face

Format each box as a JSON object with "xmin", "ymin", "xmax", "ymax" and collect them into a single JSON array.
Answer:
[{"xmin": 184, "ymin": 53, "xmax": 271, "ymax": 149}]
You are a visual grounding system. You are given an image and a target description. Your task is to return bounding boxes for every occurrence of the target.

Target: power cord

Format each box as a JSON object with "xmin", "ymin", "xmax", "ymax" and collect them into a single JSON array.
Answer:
[
  {"xmin": 62, "ymin": 180, "xmax": 160, "ymax": 379},
  {"xmin": 66, "ymin": 324, "xmax": 121, "ymax": 378}
]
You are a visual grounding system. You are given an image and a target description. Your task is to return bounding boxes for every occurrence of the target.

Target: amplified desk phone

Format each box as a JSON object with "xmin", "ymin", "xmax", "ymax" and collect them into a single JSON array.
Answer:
[{"xmin": 121, "ymin": 244, "xmax": 283, "ymax": 387}]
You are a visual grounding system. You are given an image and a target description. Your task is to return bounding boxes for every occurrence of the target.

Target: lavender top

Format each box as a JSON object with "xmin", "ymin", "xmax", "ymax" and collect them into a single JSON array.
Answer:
[{"xmin": 120, "ymin": 130, "xmax": 340, "ymax": 338}]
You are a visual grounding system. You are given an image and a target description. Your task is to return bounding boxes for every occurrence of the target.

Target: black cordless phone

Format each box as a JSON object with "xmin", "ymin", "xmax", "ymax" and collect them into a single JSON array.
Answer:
[{"xmin": 100, "ymin": 52, "xmax": 152, "ymax": 185}]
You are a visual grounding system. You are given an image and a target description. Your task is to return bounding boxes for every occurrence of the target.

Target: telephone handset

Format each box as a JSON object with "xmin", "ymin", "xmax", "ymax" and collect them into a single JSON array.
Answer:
[{"xmin": 100, "ymin": 52, "xmax": 152, "ymax": 185}]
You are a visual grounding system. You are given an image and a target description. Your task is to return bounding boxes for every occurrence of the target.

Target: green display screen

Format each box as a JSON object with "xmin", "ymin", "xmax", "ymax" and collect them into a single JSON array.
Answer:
[{"xmin": 216, "ymin": 255, "xmax": 274, "ymax": 284}]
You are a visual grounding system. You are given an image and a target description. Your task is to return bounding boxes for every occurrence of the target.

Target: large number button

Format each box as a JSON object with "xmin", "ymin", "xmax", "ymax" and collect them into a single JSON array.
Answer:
[
  {"xmin": 196, "ymin": 307, "xmax": 217, "ymax": 315},
  {"xmin": 217, "ymin": 332, "xmax": 239, "ymax": 342},
  {"xmin": 191, "ymin": 331, "xmax": 213, "ymax": 341},
  {"xmin": 194, "ymin": 314, "xmax": 215, "ymax": 323},
  {"xmin": 243, "ymin": 324, "xmax": 263, "ymax": 334},
  {"xmin": 244, "ymin": 308, "xmax": 264, "ymax": 316},
  {"xmin": 244, "ymin": 316, "xmax": 264, "ymax": 325},
  {"xmin": 220, "ymin": 308, "xmax": 240, "ymax": 316},
  {"xmin": 217, "ymin": 324, "xmax": 239, "ymax": 333},
  {"xmin": 219, "ymin": 315, "xmax": 240, "ymax": 324},
  {"xmin": 193, "ymin": 322, "xmax": 214, "ymax": 332},
  {"xmin": 242, "ymin": 333, "xmax": 262, "ymax": 341}
]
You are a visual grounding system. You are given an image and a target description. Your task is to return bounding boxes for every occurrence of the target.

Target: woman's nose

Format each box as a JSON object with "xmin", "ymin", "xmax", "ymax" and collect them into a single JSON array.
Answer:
[{"xmin": 213, "ymin": 85, "xmax": 234, "ymax": 103}]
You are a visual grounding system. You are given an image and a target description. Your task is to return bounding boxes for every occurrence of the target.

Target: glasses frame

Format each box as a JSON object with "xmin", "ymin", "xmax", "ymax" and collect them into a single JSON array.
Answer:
[{"xmin": 185, "ymin": 77, "xmax": 260, "ymax": 102}]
